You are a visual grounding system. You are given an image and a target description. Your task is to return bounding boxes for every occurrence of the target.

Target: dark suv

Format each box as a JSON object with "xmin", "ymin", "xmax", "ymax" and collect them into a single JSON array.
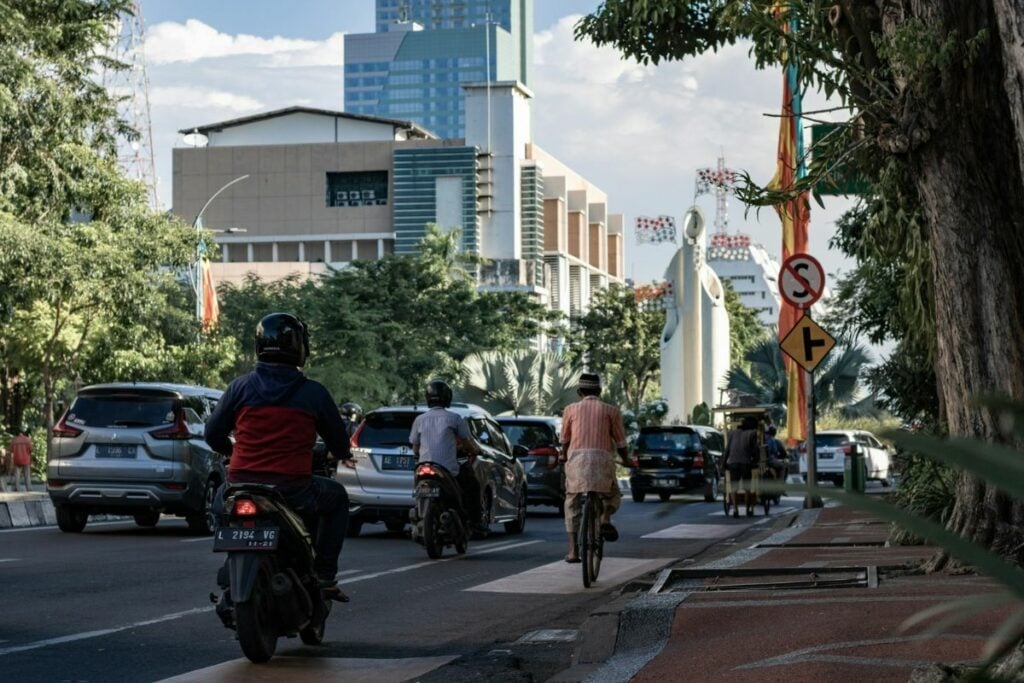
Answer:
[
  {"xmin": 46, "ymin": 383, "xmax": 226, "ymax": 534},
  {"xmin": 628, "ymin": 425, "xmax": 724, "ymax": 503},
  {"xmin": 496, "ymin": 416, "xmax": 564, "ymax": 513},
  {"xmin": 338, "ymin": 404, "xmax": 528, "ymax": 537}
]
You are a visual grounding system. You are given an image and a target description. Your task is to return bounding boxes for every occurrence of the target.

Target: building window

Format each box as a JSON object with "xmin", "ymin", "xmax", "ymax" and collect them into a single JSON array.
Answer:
[{"xmin": 326, "ymin": 171, "xmax": 389, "ymax": 207}]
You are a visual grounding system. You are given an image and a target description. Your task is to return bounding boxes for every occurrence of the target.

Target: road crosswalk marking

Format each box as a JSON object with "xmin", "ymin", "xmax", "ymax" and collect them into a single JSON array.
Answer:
[
  {"xmin": 465, "ymin": 557, "xmax": 672, "ymax": 594},
  {"xmin": 156, "ymin": 654, "xmax": 458, "ymax": 682}
]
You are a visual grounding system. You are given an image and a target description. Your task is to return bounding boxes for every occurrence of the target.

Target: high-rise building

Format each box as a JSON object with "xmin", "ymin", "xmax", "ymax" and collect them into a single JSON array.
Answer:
[{"xmin": 345, "ymin": 0, "xmax": 532, "ymax": 140}]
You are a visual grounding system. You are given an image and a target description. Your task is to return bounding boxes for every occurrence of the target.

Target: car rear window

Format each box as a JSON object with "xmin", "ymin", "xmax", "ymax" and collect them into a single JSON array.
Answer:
[
  {"xmin": 499, "ymin": 422, "xmax": 556, "ymax": 449},
  {"xmin": 637, "ymin": 428, "xmax": 700, "ymax": 451},
  {"xmin": 816, "ymin": 434, "xmax": 851, "ymax": 448},
  {"xmin": 359, "ymin": 411, "xmax": 419, "ymax": 447},
  {"xmin": 66, "ymin": 394, "xmax": 177, "ymax": 428}
]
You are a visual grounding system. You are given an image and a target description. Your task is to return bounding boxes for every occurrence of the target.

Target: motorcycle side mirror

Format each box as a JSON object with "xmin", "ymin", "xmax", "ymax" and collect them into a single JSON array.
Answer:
[{"xmin": 512, "ymin": 444, "xmax": 528, "ymax": 459}]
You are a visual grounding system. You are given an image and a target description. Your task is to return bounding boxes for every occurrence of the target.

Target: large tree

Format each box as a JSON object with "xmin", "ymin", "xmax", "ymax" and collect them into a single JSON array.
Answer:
[{"xmin": 578, "ymin": 1, "xmax": 1024, "ymax": 566}]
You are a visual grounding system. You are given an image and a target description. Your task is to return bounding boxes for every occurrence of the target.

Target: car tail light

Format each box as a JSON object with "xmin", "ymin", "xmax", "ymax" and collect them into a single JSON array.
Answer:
[
  {"xmin": 47, "ymin": 479, "xmax": 67, "ymax": 488},
  {"xmin": 416, "ymin": 463, "xmax": 438, "ymax": 477},
  {"xmin": 692, "ymin": 451, "xmax": 705, "ymax": 469},
  {"xmin": 150, "ymin": 411, "xmax": 190, "ymax": 440},
  {"xmin": 529, "ymin": 446, "xmax": 560, "ymax": 469},
  {"xmin": 163, "ymin": 482, "xmax": 187, "ymax": 491},
  {"xmin": 350, "ymin": 420, "xmax": 365, "ymax": 448},
  {"xmin": 630, "ymin": 450, "xmax": 639, "ymax": 468},
  {"xmin": 52, "ymin": 415, "xmax": 83, "ymax": 439},
  {"xmin": 233, "ymin": 499, "xmax": 259, "ymax": 517}
]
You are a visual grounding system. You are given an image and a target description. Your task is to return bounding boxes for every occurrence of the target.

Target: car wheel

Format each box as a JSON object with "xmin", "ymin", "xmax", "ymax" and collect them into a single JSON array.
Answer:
[
  {"xmin": 658, "ymin": 492, "xmax": 671, "ymax": 502},
  {"xmin": 133, "ymin": 511, "xmax": 160, "ymax": 528},
  {"xmin": 703, "ymin": 476, "xmax": 719, "ymax": 503},
  {"xmin": 631, "ymin": 490, "xmax": 646, "ymax": 503},
  {"xmin": 385, "ymin": 519, "xmax": 405, "ymax": 533},
  {"xmin": 55, "ymin": 504, "xmax": 88, "ymax": 533},
  {"xmin": 346, "ymin": 519, "xmax": 363, "ymax": 538},
  {"xmin": 504, "ymin": 487, "xmax": 527, "ymax": 535},
  {"xmin": 186, "ymin": 479, "xmax": 217, "ymax": 535},
  {"xmin": 834, "ymin": 476, "xmax": 844, "ymax": 488}
]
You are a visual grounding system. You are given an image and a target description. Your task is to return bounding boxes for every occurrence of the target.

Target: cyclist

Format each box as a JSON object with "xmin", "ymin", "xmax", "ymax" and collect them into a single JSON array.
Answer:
[
  {"xmin": 409, "ymin": 379, "xmax": 485, "ymax": 534},
  {"xmin": 206, "ymin": 312, "xmax": 355, "ymax": 593},
  {"xmin": 559, "ymin": 373, "xmax": 629, "ymax": 563},
  {"xmin": 723, "ymin": 416, "xmax": 759, "ymax": 517}
]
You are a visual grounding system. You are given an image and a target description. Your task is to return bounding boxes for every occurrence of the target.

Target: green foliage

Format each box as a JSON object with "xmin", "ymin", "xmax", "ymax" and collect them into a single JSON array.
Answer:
[
  {"xmin": 567, "ymin": 285, "xmax": 664, "ymax": 413},
  {"xmin": 722, "ymin": 280, "xmax": 767, "ymax": 367},
  {"xmin": 689, "ymin": 401, "xmax": 713, "ymax": 426},
  {"xmin": 456, "ymin": 350, "xmax": 580, "ymax": 416}
]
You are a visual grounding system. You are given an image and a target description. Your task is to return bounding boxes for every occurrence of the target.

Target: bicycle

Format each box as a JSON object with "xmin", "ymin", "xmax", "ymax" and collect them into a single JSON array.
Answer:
[{"xmin": 578, "ymin": 491, "xmax": 605, "ymax": 588}]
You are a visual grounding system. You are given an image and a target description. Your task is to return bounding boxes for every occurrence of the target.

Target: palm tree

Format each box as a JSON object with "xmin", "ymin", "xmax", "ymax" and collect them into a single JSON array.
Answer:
[
  {"xmin": 418, "ymin": 223, "xmax": 481, "ymax": 282},
  {"xmin": 457, "ymin": 349, "xmax": 581, "ymax": 416},
  {"xmin": 723, "ymin": 337, "xmax": 872, "ymax": 424}
]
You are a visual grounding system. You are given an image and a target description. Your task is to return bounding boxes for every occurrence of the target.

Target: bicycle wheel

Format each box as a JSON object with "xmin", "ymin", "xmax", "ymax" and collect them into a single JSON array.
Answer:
[
  {"xmin": 591, "ymin": 498, "xmax": 604, "ymax": 582},
  {"xmin": 580, "ymin": 494, "xmax": 601, "ymax": 588}
]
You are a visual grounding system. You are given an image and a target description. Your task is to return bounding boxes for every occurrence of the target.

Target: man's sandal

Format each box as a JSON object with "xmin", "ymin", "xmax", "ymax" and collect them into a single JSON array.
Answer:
[{"xmin": 564, "ymin": 555, "xmax": 582, "ymax": 563}]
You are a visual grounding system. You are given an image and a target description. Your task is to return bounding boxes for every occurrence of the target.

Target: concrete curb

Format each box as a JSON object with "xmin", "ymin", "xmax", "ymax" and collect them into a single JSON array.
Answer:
[{"xmin": 0, "ymin": 496, "xmax": 57, "ymax": 529}]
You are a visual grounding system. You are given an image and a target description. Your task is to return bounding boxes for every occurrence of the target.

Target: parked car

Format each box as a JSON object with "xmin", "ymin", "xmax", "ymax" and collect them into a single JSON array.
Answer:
[
  {"xmin": 628, "ymin": 425, "xmax": 724, "ymax": 503},
  {"xmin": 46, "ymin": 383, "xmax": 226, "ymax": 534},
  {"xmin": 495, "ymin": 416, "xmax": 564, "ymax": 513},
  {"xmin": 799, "ymin": 430, "xmax": 893, "ymax": 487},
  {"xmin": 339, "ymin": 403, "xmax": 528, "ymax": 537}
]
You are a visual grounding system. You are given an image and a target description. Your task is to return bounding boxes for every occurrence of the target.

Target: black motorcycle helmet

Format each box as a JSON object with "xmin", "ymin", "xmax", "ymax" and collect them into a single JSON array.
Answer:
[
  {"xmin": 425, "ymin": 378, "xmax": 453, "ymax": 408},
  {"xmin": 255, "ymin": 313, "xmax": 310, "ymax": 367},
  {"xmin": 340, "ymin": 402, "xmax": 363, "ymax": 422}
]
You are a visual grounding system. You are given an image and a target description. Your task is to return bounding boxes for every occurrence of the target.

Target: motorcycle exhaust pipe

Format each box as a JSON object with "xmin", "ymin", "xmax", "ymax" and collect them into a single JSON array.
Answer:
[{"xmin": 271, "ymin": 571, "xmax": 312, "ymax": 635}]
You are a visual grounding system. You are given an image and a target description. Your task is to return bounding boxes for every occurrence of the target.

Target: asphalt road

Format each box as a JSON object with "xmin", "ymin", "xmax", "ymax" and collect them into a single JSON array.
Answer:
[{"xmin": 0, "ymin": 494, "xmax": 800, "ymax": 682}]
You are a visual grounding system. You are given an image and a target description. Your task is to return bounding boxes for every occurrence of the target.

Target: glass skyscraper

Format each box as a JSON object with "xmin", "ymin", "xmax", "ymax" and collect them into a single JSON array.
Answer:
[{"xmin": 344, "ymin": 0, "xmax": 533, "ymax": 140}]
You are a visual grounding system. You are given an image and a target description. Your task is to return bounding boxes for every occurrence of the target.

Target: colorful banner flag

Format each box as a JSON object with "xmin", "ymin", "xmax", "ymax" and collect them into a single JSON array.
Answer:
[
  {"xmin": 635, "ymin": 215, "xmax": 677, "ymax": 244},
  {"xmin": 770, "ymin": 4, "xmax": 809, "ymax": 444},
  {"xmin": 200, "ymin": 256, "xmax": 220, "ymax": 329},
  {"xmin": 695, "ymin": 167, "xmax": 738, "ymax": 195}
]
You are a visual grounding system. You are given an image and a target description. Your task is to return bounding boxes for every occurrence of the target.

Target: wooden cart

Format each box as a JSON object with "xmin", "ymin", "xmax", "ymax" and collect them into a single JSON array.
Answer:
[{"xmin": 713, "ymin": 406, "xmax": 777, "ymax": 517}]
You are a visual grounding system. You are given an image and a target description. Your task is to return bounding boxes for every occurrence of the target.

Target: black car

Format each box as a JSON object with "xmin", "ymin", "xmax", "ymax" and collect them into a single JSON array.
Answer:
[
  {"xmin": 495, "ymin": 416, "xmax": 564, "ymax": 513},
  {"xmin": 628, "ymin": 425, "xmax": 724, "ymax": 503}
]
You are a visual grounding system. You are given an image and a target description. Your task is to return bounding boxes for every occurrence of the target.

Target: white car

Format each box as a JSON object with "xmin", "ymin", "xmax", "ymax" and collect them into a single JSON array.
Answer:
[{"xmin": 799, "ymin": 430, "xmax": 893, "ymax": 487}]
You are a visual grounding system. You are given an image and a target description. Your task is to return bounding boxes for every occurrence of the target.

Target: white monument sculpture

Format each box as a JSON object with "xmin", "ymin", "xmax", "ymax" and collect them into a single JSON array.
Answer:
[{"xmin": 660, "ymin": 206, "xmax": 731, "ymax": 424}]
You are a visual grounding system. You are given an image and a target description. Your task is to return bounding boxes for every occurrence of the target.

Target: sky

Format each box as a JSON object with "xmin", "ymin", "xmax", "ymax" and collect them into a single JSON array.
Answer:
[{"xmin": 138, "ymin": 0, "xmax": 856, "ymax": 290}]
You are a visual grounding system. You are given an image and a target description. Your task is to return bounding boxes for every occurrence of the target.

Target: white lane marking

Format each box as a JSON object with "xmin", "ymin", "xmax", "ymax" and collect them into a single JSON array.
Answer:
[
  {"xmin": 0, "ymin": 520, "xmax": 134, "ymax": 534},
  {"xmin": 338, "ymin": 539, "xmax": 543, "ymax": 585},
  {"xmin": 642, "ymin": 523, "xmax": 748, "ymax": 540},
  {"xmin": 465, "ymin": 557, "xmax": 672, "ymax": 594},
  {"xmin": 0, "ymin": 606, "xmax": 214, "ymax": 657},
  {"xmin": 156, "ymin": 654, "xmax": 459, "ymax": 683},
  {"xmin": 0, "ymin": 559, "xmax": 21, "ymax": 564}
]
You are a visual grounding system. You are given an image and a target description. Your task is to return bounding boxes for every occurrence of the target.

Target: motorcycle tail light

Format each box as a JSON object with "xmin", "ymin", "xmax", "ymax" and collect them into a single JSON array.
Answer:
[
  {"xmin": 416, "ymin": 463, "xmax": 438, "ymax": 477},
  {"xmin": 233, "ymin": 499, "xmax": 259, "ymax": 517}
]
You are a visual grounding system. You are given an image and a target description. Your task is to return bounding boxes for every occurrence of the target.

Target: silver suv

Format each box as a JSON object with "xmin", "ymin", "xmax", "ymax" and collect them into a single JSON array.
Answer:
[
  {"xmin": 46, "ymin": 383, "xmax": 225, "ymax": 534},
  {"xmin": 338, "ymin": 404, "xmax": 528, "ymax": 537}
]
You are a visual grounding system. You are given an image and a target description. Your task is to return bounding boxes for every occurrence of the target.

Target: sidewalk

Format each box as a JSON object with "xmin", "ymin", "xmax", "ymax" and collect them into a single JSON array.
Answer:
[
  {"xmin": 554, "ymin": 504, "xmax": 1011, "ymax": 682},
  {"xmin": 0, "ymin": 483, "xmax": 57, "ymax": 528}
]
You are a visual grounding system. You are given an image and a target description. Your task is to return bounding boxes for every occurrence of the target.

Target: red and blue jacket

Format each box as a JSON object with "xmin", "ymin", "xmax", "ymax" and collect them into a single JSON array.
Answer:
[{"xmin": 205, "ymin": 362, "xmax": 351, "ymax": 486}]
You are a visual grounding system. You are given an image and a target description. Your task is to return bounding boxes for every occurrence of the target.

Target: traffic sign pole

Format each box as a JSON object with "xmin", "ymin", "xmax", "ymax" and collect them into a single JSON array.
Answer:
[{"xmin": 804, "ymin": 311, "xmax": 823, "ymax": 509}]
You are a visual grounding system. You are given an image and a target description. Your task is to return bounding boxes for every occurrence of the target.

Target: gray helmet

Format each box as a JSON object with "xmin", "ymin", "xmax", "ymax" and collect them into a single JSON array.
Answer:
[
  {"xmin": 340, "ymin": 402, "xmax": 362, "ymax": 422},
  {"xmin": 425, "ymin": 379, "xmax": 452, "ymax": 408}
]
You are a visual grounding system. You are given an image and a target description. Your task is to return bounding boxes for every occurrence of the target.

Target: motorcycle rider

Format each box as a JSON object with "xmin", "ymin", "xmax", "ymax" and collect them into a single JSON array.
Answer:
[
  {"xmin": 205, "ymin": 312, "xmax": 355, "ymax": 594},
  {"xmin": 339, "ymin": 402, "xmax": 363, "ymax": 441},
  {"xmin": 408, "ymin": 379, "xmax": 486, "ymax": 534}
]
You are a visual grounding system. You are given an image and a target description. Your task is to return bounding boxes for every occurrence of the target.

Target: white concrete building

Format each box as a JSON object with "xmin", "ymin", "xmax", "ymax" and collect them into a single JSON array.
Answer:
[{"xmin": 706, "ymin": 232, "xmax": 782, "ymax": 328}]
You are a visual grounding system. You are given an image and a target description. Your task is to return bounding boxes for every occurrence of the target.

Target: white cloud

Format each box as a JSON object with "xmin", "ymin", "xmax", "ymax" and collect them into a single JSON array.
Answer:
[
  {"xmin": 145, "ymin": 19, "xmax": 343, "ymax": 66},
  {"xmin": 149, "ymin": 86, "xmax": 263, "ymax": 112}
]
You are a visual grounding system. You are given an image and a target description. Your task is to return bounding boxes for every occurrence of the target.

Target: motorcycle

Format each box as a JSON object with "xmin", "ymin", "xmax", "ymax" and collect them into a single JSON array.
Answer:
[
  {"xmin": 409, "ymin": 460, "xmax": 469, "ymax": 559},
  {"xmin": 212, "ymin": 484, "xmax": 337, "ymax": 663}
]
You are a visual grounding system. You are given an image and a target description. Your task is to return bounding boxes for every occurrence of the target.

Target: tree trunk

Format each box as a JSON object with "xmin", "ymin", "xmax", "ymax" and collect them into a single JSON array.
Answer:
[{"xmin": 898, "ymin": 1, "xmax": 1024, "ymax": 565}]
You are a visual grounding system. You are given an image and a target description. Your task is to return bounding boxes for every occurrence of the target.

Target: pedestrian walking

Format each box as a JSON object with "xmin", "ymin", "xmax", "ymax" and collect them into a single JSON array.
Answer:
[
  {"xmin": 0, "ymin": 442, "xmax": 9, "ymax": 493},
  {"xmin": 9, "ymin": 429, "xmax": 33, "ymax": 492}
]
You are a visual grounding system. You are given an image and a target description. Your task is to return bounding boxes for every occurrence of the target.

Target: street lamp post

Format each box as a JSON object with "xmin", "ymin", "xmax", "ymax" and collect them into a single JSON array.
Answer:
[{"xmin": 193, "ymin": 174, "xmax": 249, "ymax": 322}]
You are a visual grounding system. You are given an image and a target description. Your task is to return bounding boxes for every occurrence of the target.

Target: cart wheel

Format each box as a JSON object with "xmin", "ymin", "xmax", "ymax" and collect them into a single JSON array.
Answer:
[{"xmin": 763, "ymin": 496, "xmax": 771, "ymax": 515}]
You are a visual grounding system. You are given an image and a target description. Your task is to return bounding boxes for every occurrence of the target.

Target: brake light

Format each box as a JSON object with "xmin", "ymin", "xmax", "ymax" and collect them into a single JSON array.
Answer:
[
  {"xmin": 529, "ymin": 446, "xmax": 560, "ymax": 469},
  {"xmin": 350, "ymin": 420, "xmax": 365, "ymax": 448},
  {"xmin": 693, "ymin": 451, "xmax": 705, "ymax": 469},
  {"xmin": 416, "ymin": 463, "xmax": 438, "ymax": 477},
  {"xmin": 233, "ymin": 499, "xmax": 258, "ymax": 516},
  {"xmin": 630, "ymin": 450, "xmax": 639, "ymax": 468},
  {"xmin": 150, "ymin": 411, "xmax": 190, "ymax": 440},
  {"xmin": 163, "ymin": 482, "xmax": 187, "ymax": 491},
  {"xmin": 52, "ymin": 415, "xmax": 83, "ymax": 439}
]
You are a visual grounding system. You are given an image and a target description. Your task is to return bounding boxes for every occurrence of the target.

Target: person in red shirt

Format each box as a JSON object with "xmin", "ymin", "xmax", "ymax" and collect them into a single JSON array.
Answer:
[{"xmin": 9, "ymin": 429, "xmax": 32, "ymax": 492}]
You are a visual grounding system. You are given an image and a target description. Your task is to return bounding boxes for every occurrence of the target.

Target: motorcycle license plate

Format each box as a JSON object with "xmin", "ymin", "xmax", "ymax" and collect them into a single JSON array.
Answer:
[
  {"xmin": 213, "ymin": 527, "xmax": 279, "ymax": 552},
  {"xmin": 417, "ymin": 488, "xmax": 440, "ymax": 498}
]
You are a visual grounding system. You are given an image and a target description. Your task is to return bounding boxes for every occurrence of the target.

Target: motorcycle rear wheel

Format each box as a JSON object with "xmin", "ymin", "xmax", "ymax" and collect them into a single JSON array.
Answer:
[
  {"xmin": 422, "ymin": 499, "xmax": 444, "ymax": 559},
  {"xmin": 235, "ymin": 561, "xmax": 278, "ymax": 663}
]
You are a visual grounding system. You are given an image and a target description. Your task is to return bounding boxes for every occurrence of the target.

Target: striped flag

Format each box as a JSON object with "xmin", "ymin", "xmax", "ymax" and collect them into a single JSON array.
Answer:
[{"xmin": 770, "ymin": 3, "xmax": 809, "ymax": 444}]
